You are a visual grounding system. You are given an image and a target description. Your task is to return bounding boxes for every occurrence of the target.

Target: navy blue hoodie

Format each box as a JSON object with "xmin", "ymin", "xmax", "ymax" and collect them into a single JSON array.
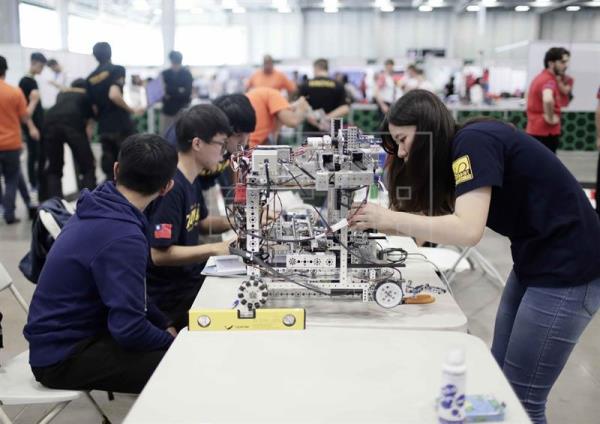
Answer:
[{"xmin": 24, "ymin": 182, "xmax": 174, "ymax": 367}]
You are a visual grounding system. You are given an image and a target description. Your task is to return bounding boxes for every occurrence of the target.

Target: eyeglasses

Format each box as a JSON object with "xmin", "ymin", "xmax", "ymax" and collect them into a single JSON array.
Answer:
[
  {"xmin": 208, "ymin": 139, "xmax": 227, "ymax": 154},
  {"xmin": 189, "ymin": 137, "xmax": 228, "ymax": 154}
]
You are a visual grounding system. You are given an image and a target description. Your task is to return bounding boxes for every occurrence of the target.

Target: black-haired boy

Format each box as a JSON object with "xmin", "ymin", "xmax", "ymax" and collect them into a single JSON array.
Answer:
[
  {"xmin": 24, "ymin": 134, "xmax": 178, "ymax": 394},
  {"xmin": 146, "ymin": 104, "xmax": 234, "ymax": 330}
]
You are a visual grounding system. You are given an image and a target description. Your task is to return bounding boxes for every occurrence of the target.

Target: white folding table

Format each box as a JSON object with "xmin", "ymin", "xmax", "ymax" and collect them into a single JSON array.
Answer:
[
  {"xmin": 192, "ymin": 236, "xmax": 467, "ymax": 332},
  {"xmin": 124, "ymin": 328, "xmax": 530, "ymax": 424}
]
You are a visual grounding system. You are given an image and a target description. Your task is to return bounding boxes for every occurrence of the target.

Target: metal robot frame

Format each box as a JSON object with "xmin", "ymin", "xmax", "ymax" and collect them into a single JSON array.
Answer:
[{"xmin": 227, "ymin": 119, "xmax": 444, "ymax": 315}]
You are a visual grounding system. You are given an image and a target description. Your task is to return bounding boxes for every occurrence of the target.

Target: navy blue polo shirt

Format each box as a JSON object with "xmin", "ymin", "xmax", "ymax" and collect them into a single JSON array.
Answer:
[
  {"xmin": 452, "ymin": 121, "xmax": 600, "ymax": 286},
  {"xmin": 145, "ymin": 169, "xmax": 209, "ymax": 309}
]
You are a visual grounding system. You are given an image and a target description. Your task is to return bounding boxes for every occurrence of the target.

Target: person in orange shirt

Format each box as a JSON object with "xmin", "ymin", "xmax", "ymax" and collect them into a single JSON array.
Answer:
[
  {"xmin": 0, "ymin": 56, "xmax": 32, "ymax": 224},
  {"xmin": 246, "ymin": 55, "xmax": 296, "ymax": 97},
  {"xmin": 246, "ymin": 87, "xmax": 309, "ymax": 148}
]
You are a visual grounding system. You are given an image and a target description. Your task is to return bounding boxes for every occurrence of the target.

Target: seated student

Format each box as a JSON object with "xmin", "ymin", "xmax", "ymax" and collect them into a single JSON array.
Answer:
[
  {"xmin": 23, "ymin": 134, "xmax": 178, "ymax": 394},
  {"xmin": 209, "ymin": 93, "xmax": 257, "ymax": 194},
  {"xmin": 162, "ymin": 94, "xmax": 256, "ymax": 192},
  {"xmin": 145, "ymin": 105, "xmax": 235, "ymax": 330}
]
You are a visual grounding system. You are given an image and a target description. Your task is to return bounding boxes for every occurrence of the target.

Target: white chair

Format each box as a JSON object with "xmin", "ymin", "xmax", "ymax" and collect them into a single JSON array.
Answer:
[
  {"xmin": 37, "ymin": 199, "xmax": 76, "ymax": 241},
  {"xmin": 0, "ymin": 265, "xmax": 28, "ymax": 314},
  {"xmin": 38, "ymin": 210, "xmax": 62, "ymax": 240},
  {"xmin": 0, "ymin": 262, "xmax": 111, "ymax": 424},
  {"xmin": 0, "ymin": 351, "xmax": 83, "ymax": 424},
  {"xmin": 416, "ymin": 247, "xmax": 472, "ymax": 277},
  {"xmin": 416, "ymin": 246, "xmax": 505, "ymax": 287}
]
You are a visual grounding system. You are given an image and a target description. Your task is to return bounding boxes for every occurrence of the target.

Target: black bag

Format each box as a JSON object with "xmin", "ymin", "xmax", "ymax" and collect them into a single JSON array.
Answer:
[{"xmin": 19, "ymin": 197, "xmax": 74, "ymax": 284}]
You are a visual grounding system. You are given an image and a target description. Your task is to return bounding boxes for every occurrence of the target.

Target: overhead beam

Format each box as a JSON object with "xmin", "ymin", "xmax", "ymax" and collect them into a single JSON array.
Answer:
[
  {"xmin": 453, "ymin": 0, "xmax": 471, "ymax": 13},
  {"xmin": 535, "ymin": 0, "xmax": 581, "ymax": 14}
]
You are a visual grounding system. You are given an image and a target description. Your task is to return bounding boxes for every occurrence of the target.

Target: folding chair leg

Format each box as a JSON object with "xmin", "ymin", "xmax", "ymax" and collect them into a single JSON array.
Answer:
[
  {"xmin": 84, "ymin": 392, "xmax": 112, "ymax": 424},
  {"xmin": 446, "ymin": 247, "xmax": 473, "ymax": 284},
  {"xmin": 0, "ymin": 405, "xmax": 14, "ymax": 424},
  {"xmin": 470, "ymin": 249, "xmax": 506, "ymax": 288},
  {"xmin": 36, "ymin": 401, "xmax": 70, "ymax": 424},
  {"xmin": 9, "ymin": 284, "xmax": 29, "ymax": 313}
]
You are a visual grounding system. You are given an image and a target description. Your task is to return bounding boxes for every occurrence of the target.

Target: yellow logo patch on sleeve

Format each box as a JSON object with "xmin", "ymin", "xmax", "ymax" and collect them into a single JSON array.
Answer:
[{"xmin": 452, "ymin": 155, "xmax": 474, "ymax": 185}]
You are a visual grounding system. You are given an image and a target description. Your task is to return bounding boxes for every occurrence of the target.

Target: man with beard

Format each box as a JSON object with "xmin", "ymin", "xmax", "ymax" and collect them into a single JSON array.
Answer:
[{"xmin": 526, "ymin": 47, "xmax": 571, "ymax": 153}]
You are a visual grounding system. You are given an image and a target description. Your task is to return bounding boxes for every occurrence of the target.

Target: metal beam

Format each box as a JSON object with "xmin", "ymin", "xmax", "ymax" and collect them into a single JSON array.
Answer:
[
  {"xmin": 453, "ymin": 0, "xmax": 471, "ymax": 13},
  {"xmin": 535, "ymin": 0, "xmax": 581, "ymax": 14}
]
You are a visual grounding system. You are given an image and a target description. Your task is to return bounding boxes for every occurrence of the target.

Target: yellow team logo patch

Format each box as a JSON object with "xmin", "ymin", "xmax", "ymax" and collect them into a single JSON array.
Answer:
[
  {"xmin": 452, "ymin": 155, "xmax": 474, "ymax": 185},
  {"xmin": 185, "ymin": 204, "xmax": 201, "ymax": 231}
]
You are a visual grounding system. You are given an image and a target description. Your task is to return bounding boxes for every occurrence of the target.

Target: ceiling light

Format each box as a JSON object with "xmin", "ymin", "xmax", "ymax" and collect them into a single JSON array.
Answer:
[
  {"xmin": 515, "ymin": 5, "xmax": 530, "ymax": 11},
  {"xmin": 466, "ymin": 5, "xmax": 480, "ymax": 11},
  {"xmin": 324, "ymin": 0, "xmax": 339, "ymax": 12},
  {"xmin": 375, "ymin": 0, "xmax": 395, "ymax": 11},
  {"xmin": 429, "ymin": 0, "xmax": 444, "ymax": 7},
  {"xmin": 531, "ymin": 0, "xmax": 552, "ymax": 6},
  {"xmin": 566, "ymin": 5, "xmax": 581, "ymax": 10},
  {"xmin": 273, "ymin": 0, "xmax": 292, "ymax": 12},
  {"xmin": 587, "ymin": 1, "xmax": 600, "ymax": 6},
  {"xmin": 222, "ymin": 0, "xmax": 237, "ymax": 9},
  {"xmin": 232, "ymin": 6, "xmax": 246, "ymax": 13},
  {"xmin": 418, "ymin": 4, "xmax": 433, "ymax": 11},
  {"xmin": 482, "ymin": 0, "xmax": 498, "ymax": 5},
  {"xmin": 324, "ymin": 0, "xmax": 340, "ymax": 10}
]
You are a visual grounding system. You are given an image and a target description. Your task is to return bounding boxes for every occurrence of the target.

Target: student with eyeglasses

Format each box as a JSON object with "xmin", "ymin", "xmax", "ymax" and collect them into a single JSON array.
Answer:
[
  {"xmin": 144, "ymin": 104, "xmax": 235, "ymax": 330},
  {"xmin": 162, "ymin": 94, "xmax": 257, "ymax": 193}
]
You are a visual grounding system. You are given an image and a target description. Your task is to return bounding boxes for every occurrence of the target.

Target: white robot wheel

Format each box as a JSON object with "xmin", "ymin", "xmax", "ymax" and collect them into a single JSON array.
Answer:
[
  {"xmin": 373, "ymin": 281, "xmax": 403, "ymax": 308},
  {"xmin": 238, "ymin": 279, "xmax": 268, "ymax": 310}
]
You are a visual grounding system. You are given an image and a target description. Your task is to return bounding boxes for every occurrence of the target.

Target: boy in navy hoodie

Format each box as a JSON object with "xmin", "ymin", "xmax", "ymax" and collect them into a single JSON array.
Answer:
[{"xmin": 24, "ymin": 134, "xmax": 178, "ymax": 394}]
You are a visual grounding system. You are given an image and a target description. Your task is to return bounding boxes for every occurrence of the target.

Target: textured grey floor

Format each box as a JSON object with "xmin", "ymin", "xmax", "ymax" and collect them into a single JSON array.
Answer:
[{"xmin": 0, "ymin": 151, "xmax": 598, "ymax": 423}]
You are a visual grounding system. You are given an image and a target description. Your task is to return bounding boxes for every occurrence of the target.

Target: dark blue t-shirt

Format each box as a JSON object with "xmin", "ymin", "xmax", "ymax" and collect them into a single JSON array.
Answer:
[
  {"xmin": 452, "ymin": 121, "xmax": 600, "ymax": 286},
  {"xmin": 145, "ymin": 169, "xmax": 209, "ymax": 309}
]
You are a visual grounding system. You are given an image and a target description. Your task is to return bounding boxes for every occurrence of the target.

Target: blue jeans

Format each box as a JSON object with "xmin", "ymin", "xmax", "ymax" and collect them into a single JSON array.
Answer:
[{"xmin": 491, "ymin": 271, "xmax": 600, "ymax": 424}]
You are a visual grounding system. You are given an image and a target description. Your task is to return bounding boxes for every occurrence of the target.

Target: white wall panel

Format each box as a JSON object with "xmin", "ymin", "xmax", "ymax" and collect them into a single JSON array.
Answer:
[
  {"xmin": 378, "ymin": 11, "xmax": 451, "ymax": 60},
  {"xmin": 541, "ymin": 11, "xmax": 600, "ymax": 43},
  {"xmin": 231, "ymin": 11, "xmax": 303, "ymax": 63},
  {"xmin": 303, "ymin": 10, "xmax": 376, "ymax": 60}
]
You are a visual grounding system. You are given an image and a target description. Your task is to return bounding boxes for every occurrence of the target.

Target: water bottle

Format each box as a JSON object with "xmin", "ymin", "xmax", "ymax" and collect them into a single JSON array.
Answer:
[{"xmin": 438, "ymin": 348, "xmax": 466, "ymax": 424}]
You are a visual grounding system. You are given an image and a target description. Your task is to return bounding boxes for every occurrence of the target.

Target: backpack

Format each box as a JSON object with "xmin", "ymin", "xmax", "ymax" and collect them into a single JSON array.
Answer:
[{"xmin": 19, "ymin": 197, "xmax": 75, "ymax": 284}]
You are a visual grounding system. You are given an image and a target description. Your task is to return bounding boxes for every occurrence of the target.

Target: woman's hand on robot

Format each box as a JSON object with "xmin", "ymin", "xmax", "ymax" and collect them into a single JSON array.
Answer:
[{"xmin": 348, "ymin": 202, "xmax": 391, "ymax": 232}]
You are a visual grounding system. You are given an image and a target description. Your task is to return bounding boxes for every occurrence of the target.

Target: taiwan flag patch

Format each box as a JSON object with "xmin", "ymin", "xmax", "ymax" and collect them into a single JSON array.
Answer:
[{"xmin": 154, "ymin": 223, "xmax": 172, "ymax": 239}]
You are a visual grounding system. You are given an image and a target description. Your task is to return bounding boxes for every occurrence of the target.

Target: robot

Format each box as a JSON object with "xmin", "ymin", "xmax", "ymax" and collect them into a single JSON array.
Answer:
[{"xmin": 227, "ymin": 119, "xmax": 444, "ymax": 317}]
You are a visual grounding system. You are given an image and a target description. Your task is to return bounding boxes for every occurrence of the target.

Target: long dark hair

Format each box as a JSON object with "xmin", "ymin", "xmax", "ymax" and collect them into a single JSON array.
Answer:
[{"xmin": 381, "ymin": 90, "xmax": 456, "ymax": 215}]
